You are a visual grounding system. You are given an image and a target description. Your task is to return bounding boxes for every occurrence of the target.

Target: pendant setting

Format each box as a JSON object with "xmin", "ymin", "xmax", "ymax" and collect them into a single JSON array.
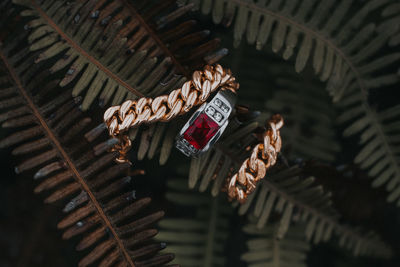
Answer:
[{"xmin": 176, "ymin": 90, "xmax": 236, "ymax": 157}]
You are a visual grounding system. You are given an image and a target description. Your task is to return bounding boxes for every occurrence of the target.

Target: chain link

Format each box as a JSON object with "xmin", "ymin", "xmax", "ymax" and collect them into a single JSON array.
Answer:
[
  {"xmin": 104, "ymin": 64, "xmax": 239, "ymax": 163},
  {"xmin": 103, "ymin": 64, "xmax": 283, "ymax": 204},
  {"xmin": 227, "ymin": 114, "xmax": 284, "ymax": 203}
]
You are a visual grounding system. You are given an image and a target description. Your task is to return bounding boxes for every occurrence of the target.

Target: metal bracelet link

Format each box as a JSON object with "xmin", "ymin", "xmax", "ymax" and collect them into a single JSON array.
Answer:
[{"xmin": 227, "ymin": 114, "xmax": 284, "ymax": 203}]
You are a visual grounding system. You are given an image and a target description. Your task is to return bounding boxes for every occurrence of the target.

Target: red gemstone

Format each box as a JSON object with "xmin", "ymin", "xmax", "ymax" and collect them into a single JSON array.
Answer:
[{"xmin": 183, "ymin": 113, "xmax": 219, "ymax": 150}]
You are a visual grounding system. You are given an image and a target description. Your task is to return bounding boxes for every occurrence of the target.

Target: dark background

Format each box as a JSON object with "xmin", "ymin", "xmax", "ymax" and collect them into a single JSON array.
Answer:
[{"xmin": 1, "ymin": 0, "xmax": 400, "ymax": 266}]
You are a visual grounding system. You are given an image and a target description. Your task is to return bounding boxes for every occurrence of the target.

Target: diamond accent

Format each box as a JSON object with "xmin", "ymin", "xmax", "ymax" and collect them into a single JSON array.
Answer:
[
  {"xmin": 214, "ymin": 98, "xmax": 222, "ymax": 107},
  {"xmin": 213, "ymin": 112, "xmax": 223, "ymax": 122},
  {"xmin": 221, "ymin": 103, "xmax": 229, "ymax": 113},
  {"xmin": 206, "ymin": 106, "xmax": 215, "ymax": 116}
]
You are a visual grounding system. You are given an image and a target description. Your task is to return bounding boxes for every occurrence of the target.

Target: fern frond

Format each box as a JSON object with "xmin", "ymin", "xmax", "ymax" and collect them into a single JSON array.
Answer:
[
  {"xmin": 242, "ymin": 222, "xmax": 309, "ymax": 267},
  {"xmin": 187, "ymin": 0, "xmax": 400, "ymax": 206},
  {"xmin": 183, "ymin": 111, "xmax": 390, "ymax": 257},
  {"xmin": 185, "ymin": 113, "xmax": 335, "ymax": 242},
  {"xmin": 240, "ymin": 166, "xmax": 392, "ymax": 258},
  {"xmin": 219, "ymin": 46, "xmax": 341, "ymax": 162},
  {"xmin": 184, "ymin": 0, "xmax": 399, "ymax": 99},
  {"xmin": 237, "ymin": 166, "xmax": 335, "ymax": 236},
  {"xmin": 133, "ymin": 119, "xmax": 182, "ymax": 165},
  {"xmin": 265, "ymin": 76, "xmax": 340, "ymax": 162},
  {"xmin": 13, "ymin": 0, "xmax": 225, "ymax": 110},
  {"xmin": 380, "ymin": 3, "xmax": 400, "ymax": 47},
  {"xmin": 188, "ymin": 118, "xmax": 260, "ymax": 195},
  {"xmin": 0, "ymin": 37, "xmax": 175, "ymax": 267},
  {"xmin": 156, "ymin": 177, "xmax": 232, "ymax": 266},
  {"xmin": 337, "ymin": 97, "xmax": 400, "ymax": 205},
  {"xmin": 9, "ymin": 0, "xmax": 227, "ymax": 166}
]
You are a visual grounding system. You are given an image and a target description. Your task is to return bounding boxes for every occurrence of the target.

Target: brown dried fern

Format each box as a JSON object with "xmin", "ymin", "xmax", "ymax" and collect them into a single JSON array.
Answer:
[
  {"xmin": 0, "ymin": 36, "xmax": 176, "ymax": 267},
  {"xmin": 11, "ymin": 0, "xmax": 228, "ymax": 166},
  {"xmin": 14, "ymin": 0, "xmax": 226, "ymax": 110}
]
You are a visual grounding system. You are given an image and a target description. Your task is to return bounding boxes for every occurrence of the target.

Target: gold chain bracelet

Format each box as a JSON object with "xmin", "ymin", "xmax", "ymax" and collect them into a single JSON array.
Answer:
[
  {"xmin": 103, "ymin": 64, "xmax": 283, "ymax": 202},
  {"xmin": 228, "ymin": 114, "xmax": 283, "ymax": 203},
  {"xmin": 104, "ymin": 64, "xmax": 238, "ymax": 163}
]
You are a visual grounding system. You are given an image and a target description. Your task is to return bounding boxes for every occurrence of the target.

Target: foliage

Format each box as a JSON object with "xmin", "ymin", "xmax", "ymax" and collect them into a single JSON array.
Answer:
[
  {"xmin": 229, "ymin": 48, "xmax": 340, "ymax": 162},
  {"xmin": 265, "ymin": 77, "xmax": 340, "ymax": 163},
  {"xmin": 182, "ymin": 0, "xmax": 400, "ymax": 206},
  {"xmin": 238, "ymin": 166, "xmax": 391, "ymax": 258},
  {"xmin": 156, "ymin": 177, "xmax": 233, "ymax": 266},
  {"xmin": 178, "ymin": 96, "xmax": 390, "ymax": 257},
  {"xmin": 0, "ymin": 33, "xmax": 174, "ymax": 267},
  {"xmin": 15, "ymin": 0, "xmax": 225, "ymax": 109},
  {"xmin": 12, "ymin": 0, "xmax": 227, "ymax": 166},
  {"xmin": 0, "ymin": 0, "xmax": 399, "ymax": 266},
  {"xmin": 242, "ymin": 222, "xmax": 309, "ymax": 267}
]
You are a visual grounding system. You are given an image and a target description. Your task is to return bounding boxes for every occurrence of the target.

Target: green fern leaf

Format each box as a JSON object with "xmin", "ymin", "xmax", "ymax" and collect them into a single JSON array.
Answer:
[
  {"xmin": 238, "ymin": 166, "xmax": 391, "ymax": 258},
  {"xmin": 224, "ymin": 44, "xmax": 339, "ymax": 165},
  {"xmin": 156, "ymin": 177, "xmax": 233, "ymax": 266},
  {"xmin": 173, "ymin": 2, "xmax": 330, "ymax": 69},
  {"xmin": 242, "ymin": 222, "xmax": 310, "ymax": 267},
  {"xmin": 186, "ymin": 0, "xmax": 400, "ymax": 206},
  {"xmin": 182, "ymin": 0, "xmax": 399, "ymax": 97},
  {"xmin": 266, "ymin": 75, "xmax": 341, "ymax": 162},
  {"xmin": 379, "ymin": 3, "xmax": 400, "ymax": 47},
  {"xmin": 188, "ymin": 118, "xmax": 260, "ymax": 195},
  {"xmin": 338, "ymin": 98, "xmax": 400, "ymax": 205},
  {"xmin": 184, "ymin": 112, "xmax": 390, "ymax": 257}
]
